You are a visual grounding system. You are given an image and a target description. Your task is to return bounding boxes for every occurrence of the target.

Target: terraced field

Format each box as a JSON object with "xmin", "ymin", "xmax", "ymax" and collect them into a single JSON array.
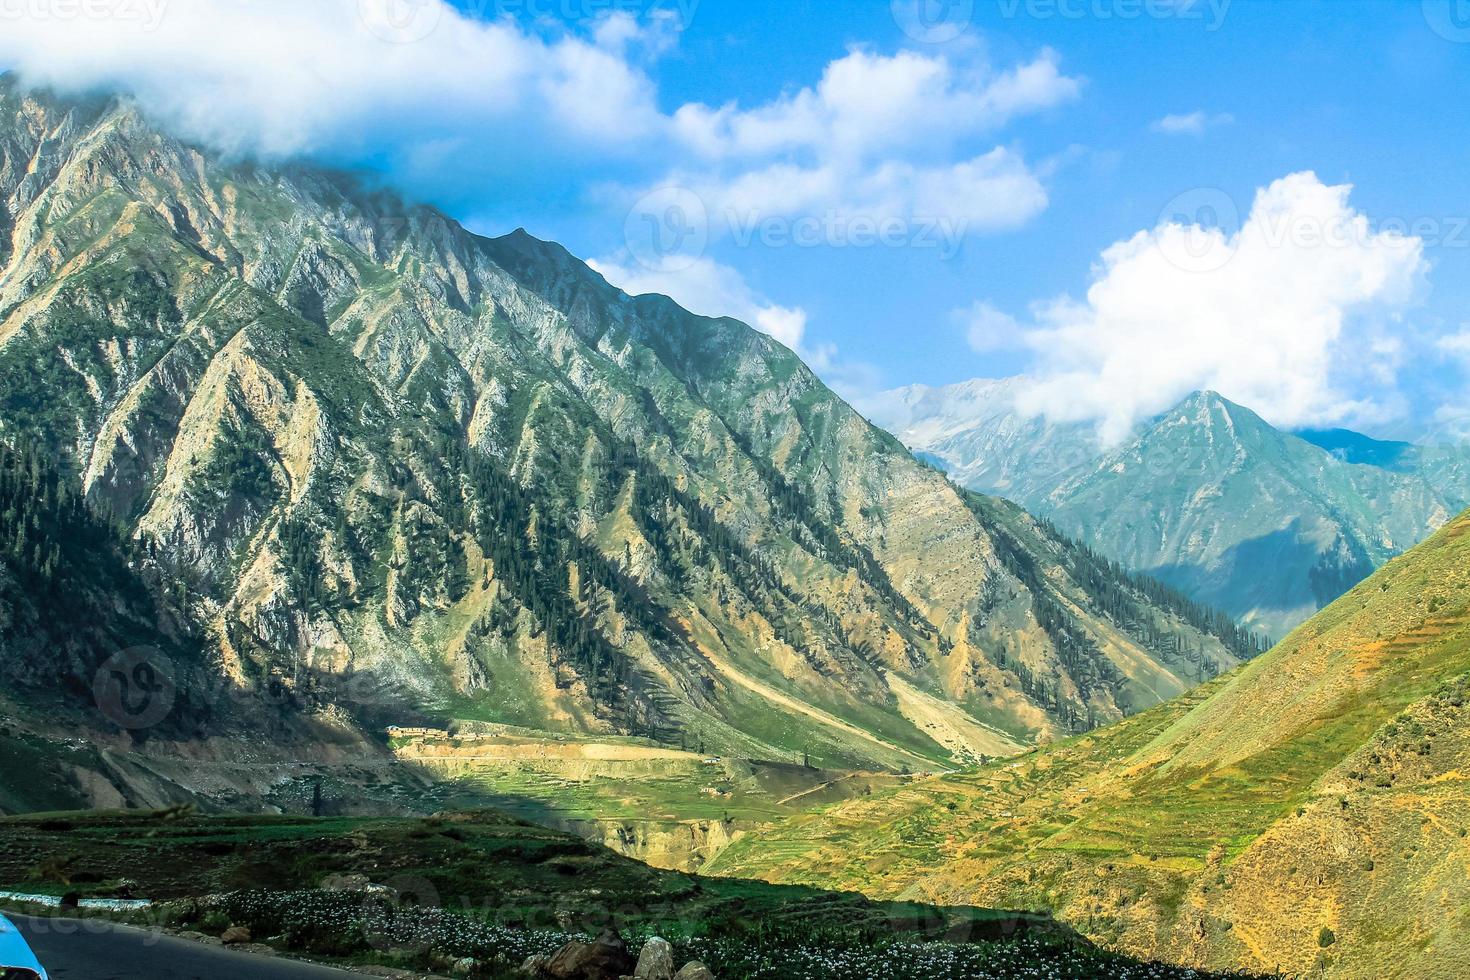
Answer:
[{"xmin": 393, "ymin": 728, "xmax": 911, "ymax": 869}]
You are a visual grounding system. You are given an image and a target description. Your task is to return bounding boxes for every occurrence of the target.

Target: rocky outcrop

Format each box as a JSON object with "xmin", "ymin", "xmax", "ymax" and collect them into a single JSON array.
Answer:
[
  {"xmin": 632, "ymin": 937, "xmax": 674, "ymax": 980},
  {"xmin": 524, "ymin": 931, "xmax": 634, "ymax": 980}
]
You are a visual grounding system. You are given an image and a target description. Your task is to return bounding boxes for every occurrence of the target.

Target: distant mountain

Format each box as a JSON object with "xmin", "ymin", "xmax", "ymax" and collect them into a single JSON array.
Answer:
[
  {"xmin": 870, "ymin": 382, "xmax": 1470, "ymax": 639},
  {"xmin": 0, "ymin": 77, "xmax": 1255, "ymax": 809},
  {"xmin": 711, "ymin": 506, "xmax": 1470, "ymax": 979},
  {"xmin": 861, "ymin": 378, "xmax": 1099, "ymax": 504}
]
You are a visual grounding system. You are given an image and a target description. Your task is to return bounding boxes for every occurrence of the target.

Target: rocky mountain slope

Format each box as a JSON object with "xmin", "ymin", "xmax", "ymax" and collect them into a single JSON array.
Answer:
[
  {"xmin": 0, "ymin": 79, "xmax": 1254, "ymax": 787},
  {"xmin": 870, "ymin": 382, "xmax": 1468, "ymax": 638},
  {"xmin": 710, "ymin": 506, "xmax": 1470, "ymax": 979}
]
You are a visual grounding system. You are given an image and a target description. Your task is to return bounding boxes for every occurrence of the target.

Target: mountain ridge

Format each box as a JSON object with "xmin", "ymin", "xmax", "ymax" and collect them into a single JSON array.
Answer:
[{"xmin": 870, "ymin": 379, "xmax": 1469, "ymax": 637}]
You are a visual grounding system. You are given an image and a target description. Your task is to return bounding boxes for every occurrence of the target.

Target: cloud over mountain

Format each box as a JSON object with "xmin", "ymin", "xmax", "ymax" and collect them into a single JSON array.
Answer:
[
  {"xmin": 0, "ymin": 0, "xmax": 1072, "ymax": 244},
  {"xmin": 979, "ymin": 172, "xmax": 1427, "ymax": 443}
]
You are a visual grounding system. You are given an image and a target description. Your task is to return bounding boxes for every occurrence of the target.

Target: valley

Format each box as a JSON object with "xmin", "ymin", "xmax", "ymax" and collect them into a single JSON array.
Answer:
[
  {"xmin": 0, "ymin": 78, "xmax": 1254, "ymax": 795},
  {"xmin": 710, "ymin": 509, "xmax": 1470, "ymax": 978},
  {"xmin": 0, "ymin": 23, "xmax": 1464, "ymax": 979},
  {"xmin": 0, "ymin": 809, "xmax": 1264, "ymax": 980}
]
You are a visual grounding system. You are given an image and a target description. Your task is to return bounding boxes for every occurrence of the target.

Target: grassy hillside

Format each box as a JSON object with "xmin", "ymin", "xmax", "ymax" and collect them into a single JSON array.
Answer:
[{"xmin": 710, "ymin": 509, "xmax": 1470, "ymax": 978}]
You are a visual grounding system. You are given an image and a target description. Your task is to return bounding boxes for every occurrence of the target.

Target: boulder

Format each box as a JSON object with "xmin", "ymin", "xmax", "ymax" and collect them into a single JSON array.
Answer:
[
  {"xmin": 634, "ymin": 937, "xmax": 675, "ymax": 980},
  {"xmin": 673, "ymin": 964, "xmax": 716, "ymax": 980},
  {"xmin": 538, "ymin": 930, "xmax": 635, "ymax": 980},
  {"xmin": 220, "ymin": 925, "xmax": 252, "ymax": 945}
]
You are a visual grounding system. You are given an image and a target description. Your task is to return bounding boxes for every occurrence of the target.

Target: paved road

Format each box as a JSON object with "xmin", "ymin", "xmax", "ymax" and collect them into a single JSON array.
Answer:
[{"xmin": 12, "ymin": 915, "xmax": 370, "ymax": 979}]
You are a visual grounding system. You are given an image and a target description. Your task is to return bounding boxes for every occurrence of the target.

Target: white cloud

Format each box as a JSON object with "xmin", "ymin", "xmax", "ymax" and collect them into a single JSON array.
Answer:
[
  {"xmin": 0, "ymin": 2, "xmax": 1074, "ymax": 252},
  {"xmin": 954, "ymin": 301, "xmax": 1022, "ymax": 353},
  {"xmin": 1010, "ymin": 172, "xmax": 1427, "ymax": 443},
  {"xmin": 1152, "ymin": 110, "xmax": 1235, "ymax": 136},
  {"xmin": 1437, "ymin": 329, "xmax": 1470, "ymax": 361},
  {"xmin": 0, "ymin": 0, "xmax": 669, "ymax": 159},
  {"xmin": 672, "ymin": 47, "xmax": 1078, "ymax": 162},
  {"xmin": 1431, "ymin": 330, "xmax": 1470, "ymax": 440},
  {"xmin": 665, "ymin": 146, "xmax": 1048, "ymax": 247},
  {"xmin": 657, "ymin": 46, "xmax": 1079, "ymax": 241}
]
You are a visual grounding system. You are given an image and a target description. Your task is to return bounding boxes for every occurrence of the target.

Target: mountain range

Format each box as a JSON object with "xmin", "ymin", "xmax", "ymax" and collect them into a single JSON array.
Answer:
[
  {"xmin": 1, "ymin": 72, "xmax": 1467, "ymax": 980},
  {"xmin": 0, "ymin": 77, "xmax": 1270, "ymax": 826},
  {"xmin": 867, "ymin": 379, "xmax": 1470, "ymax": 638}
]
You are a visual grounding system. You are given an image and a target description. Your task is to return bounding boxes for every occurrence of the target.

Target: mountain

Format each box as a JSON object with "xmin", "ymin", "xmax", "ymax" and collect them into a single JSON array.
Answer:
[
  {"xmin": 871, "ymin": 381, "xmax": 1469, "ymax": 638},
  {"xmin": 0, "ymin": 75, "xmax": 1257, "ymax": 810},
  {"xmin": 710, "ymin": 506, "xmax": 1470, "ymax": 978},
  {"xmin": 860, "ymin": 378, "xmax": 1099, "ymax": 503},
  {"xmin": 1043, "ymin": 393, "xmax": 1464, "ymax": 639}
]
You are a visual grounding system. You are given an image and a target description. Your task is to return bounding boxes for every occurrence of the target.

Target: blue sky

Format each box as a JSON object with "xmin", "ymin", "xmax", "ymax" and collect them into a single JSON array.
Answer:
[{"xmin": 4, "ymin": 0, "xmax": 1469, "ymax": 441}]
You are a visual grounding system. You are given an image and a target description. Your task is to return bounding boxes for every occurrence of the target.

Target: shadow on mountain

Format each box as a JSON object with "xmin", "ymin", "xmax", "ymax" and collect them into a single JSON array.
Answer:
[
  {"xmin": 1146, "ymin": 518, "xmax": 1376, "ymax": 637},
  {"xmin": 1296, "ymin": 427, "xmax": 1416, "ymax": 470}
]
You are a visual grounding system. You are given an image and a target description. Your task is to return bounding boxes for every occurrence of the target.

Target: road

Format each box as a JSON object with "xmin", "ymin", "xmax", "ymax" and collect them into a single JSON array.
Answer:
[{"xmin": 11, "ymin": 915, "xmax": 372, "ymax": 979}]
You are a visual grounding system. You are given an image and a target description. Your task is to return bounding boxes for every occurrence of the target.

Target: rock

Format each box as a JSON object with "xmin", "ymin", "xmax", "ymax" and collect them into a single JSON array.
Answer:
[
  {"xmin": 673, "ymin": 964, "xmax": 716, "ymax": 980},
  {"xmin": 634, "ymin": 937, "xmax": 675, "ymax": 980},
  {"xmin": 520, "ymin": 954, "xmax": 550, "ymax": 976},
  {"xmin": 539, "ymin": 930, "xmax": 635, "ymax": 979},
  {"xmin": 220, "ymin": 926, "xmax": 252, "ymax": 945}
]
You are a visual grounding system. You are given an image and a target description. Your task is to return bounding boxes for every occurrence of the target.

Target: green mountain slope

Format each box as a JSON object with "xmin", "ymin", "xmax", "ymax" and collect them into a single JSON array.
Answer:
[
  {"xmin": 1043, "ymin": 392, "xmax": 1460, "ymax": 638},
  {"xmin": 873, "ymin": 382, "xmax": 1467, "ymax": 639},
  {"xmin": 0, "ymin": 77, "xmax": 1253, "ymax": 792},
  {"xmin": 0, "ymin": 439, "xmax": 197, "ymax": 700},
  {"xmin": 710, "ymin": 507, "xmax": 1470, "ymax": 978}
]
